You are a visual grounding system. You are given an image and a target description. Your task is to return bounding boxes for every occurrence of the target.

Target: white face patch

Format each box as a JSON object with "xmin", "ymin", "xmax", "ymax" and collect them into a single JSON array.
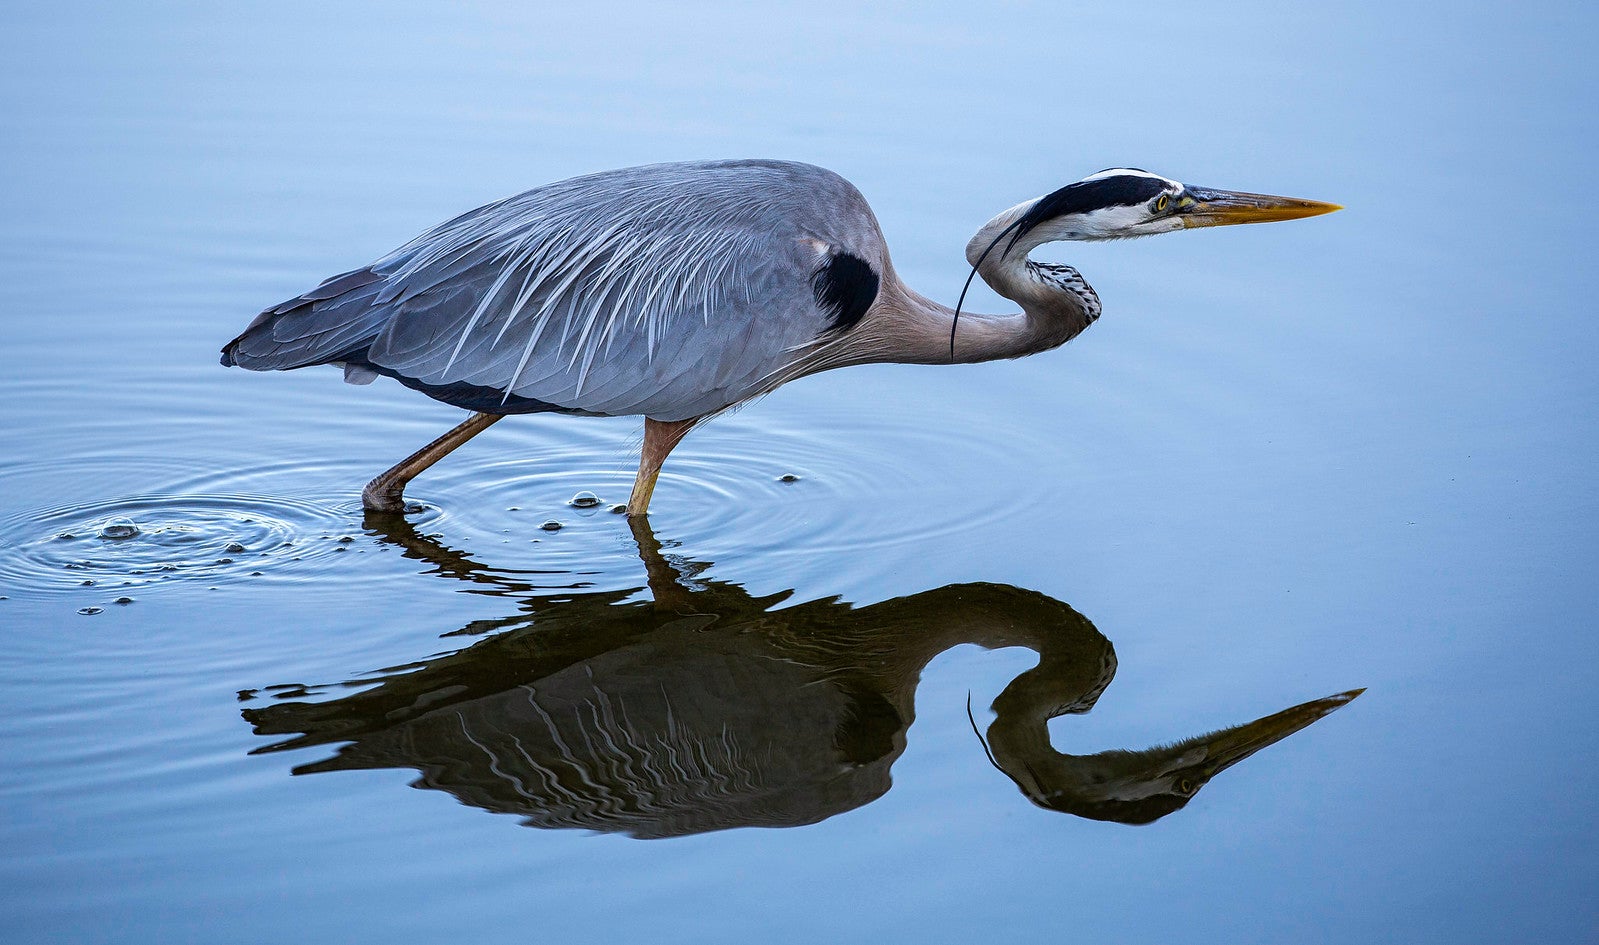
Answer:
[
  {"xmin": 1033, "ymin": 170, "xmax": 1186, "ymax": 240},
  {"xmin": 1079, "ymin": 203, "xmax": 1156, "ymax": 235},
  {"xmin": 973, "ymin": 170, "xmax": 1189, "ymax": 260},
  {"xmin": 1028, "ymin": 201, "xmax": 1184, "ymax": 242}
]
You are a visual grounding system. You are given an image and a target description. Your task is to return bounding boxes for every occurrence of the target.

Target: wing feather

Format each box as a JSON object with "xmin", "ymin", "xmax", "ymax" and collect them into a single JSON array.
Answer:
[
  {"xmin": 230, "ymin": 160, "xmax": 884, "ymax": 420},
  {"xmin": 361, "ymin": 161, "xmax": 883, "ymax": 419}
]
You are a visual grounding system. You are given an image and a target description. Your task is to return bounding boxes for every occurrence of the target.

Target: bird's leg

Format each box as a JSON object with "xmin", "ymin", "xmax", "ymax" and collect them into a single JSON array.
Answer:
[
  {"xmin": 362, "ymin": 411, "xmax": 503, "ymax": 513},
  {"xmin": 627, "ymin": 416, "xmax": 698, "ymax": 517}
]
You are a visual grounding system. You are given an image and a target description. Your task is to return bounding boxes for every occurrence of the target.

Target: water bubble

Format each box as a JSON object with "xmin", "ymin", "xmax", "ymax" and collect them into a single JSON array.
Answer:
[
  {"xmin": 113, "ymin": 596, "xmax": 134, "ymax": 605},
  {"xmin": 78, "ymin": 607, "xmax": 103, "ymax": 616},
  {"xmin": 610, "ymin": 504, "xmax": 628, "ymax": 514},
  {"xmin": 336, "ymin": 536, "xmax": 354, "ymax": 543},
  {"xmin": 224, "ymin": 542, "xmax": 247, "ymax": 554},
  {"xmin": 540, "ymin": 520, "xmax": 563, "ymax": 532},
  {"xmin": 568, "ymin": 491, "xmax": 602, "ymax": 509},
  {"xmin": 216, "ymin": 557, "xmax": 234, "ymax": 564},
  {"xmin": 778, "ymin": 474, "xmax": 800, "ymax": 483},
  {"xmin": 55, "ymin": 533, "xmax": 75, "ymax": 541},
  {"xmin": 98, "ymin": 518, "xmax": 141, "ymax": 540},
  {"xmin": 80, "ymin": 579, "xmax": 94, "ymax": 586}
]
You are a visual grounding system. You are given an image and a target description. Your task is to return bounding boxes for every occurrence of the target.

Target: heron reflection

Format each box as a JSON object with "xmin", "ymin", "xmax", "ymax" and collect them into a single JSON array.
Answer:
[{"xmin": 243, "ymin": 517, "xmax": 1358, "ymax": 837}]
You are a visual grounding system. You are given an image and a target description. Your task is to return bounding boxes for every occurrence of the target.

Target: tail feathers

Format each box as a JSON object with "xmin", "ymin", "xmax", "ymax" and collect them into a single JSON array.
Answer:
[{"xmin": 222, "ymin": 267, "xmax": 387, "ymax": 370}]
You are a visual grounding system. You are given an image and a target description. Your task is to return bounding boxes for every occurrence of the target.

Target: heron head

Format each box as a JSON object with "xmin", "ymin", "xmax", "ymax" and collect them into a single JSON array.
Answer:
[
  {"xmin": 1002, "ymin": 168, "xmax": 1341, "ymax": 248},
  {"xmin": 952, "ymin": 168, "xmax": 1342, "ymax": 357}
]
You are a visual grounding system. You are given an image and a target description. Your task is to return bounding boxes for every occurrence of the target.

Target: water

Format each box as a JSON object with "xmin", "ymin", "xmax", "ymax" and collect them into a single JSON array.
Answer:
[{"xmin": 2, "ymin": 2, "xmax": 1595, "ymax": 942}]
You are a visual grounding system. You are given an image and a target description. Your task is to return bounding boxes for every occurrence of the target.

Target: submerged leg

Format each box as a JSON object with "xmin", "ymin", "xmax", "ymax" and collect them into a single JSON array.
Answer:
[
  {"xmin": 362, "ymin": 411, "xmax": 503, "ymax": 513},
  {"xmin": 627, "ymin": 416, "xmax": 698, "ymax": 517}
]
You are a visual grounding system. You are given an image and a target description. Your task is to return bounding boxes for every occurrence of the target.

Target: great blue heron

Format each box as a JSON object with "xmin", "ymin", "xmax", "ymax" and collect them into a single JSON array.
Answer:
[{"xmin": 222, "ymin": 160, "xmax": 1338, "ymax": 515}]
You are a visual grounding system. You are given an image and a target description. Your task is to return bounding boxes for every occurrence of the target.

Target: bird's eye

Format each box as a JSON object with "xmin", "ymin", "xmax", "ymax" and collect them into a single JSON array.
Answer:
[
  {"xmin": 1177, "ymin": 778, "xmax": 1196, "ymax": 795},
  {"xmin": 1155, "ymin": 195, "xmax": 1170, "ymax": 212}
]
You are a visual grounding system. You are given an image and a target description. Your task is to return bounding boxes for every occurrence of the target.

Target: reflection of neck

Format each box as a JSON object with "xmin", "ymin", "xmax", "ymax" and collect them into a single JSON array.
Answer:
[
  {"xmin": 982, "ymin": 629, "xmax": 1119, "ymax": 781},
  {"xmin": 628, "ymin": 519, "xmax": 1118, "ymax": 725},
  {"xmin": 979, "ymin": 653, "xmax": 1211, "ymax": 827},
  {"xmin": 982, "ymin": 654, "xmax": 1363, "ymax": 824},
  {"xmin": 984, "ymin": 666, "xmax": 1101, "ymax": 804},
  {"xmin": 899, "ymin": 586, "xmax": 1111, "ymax": 679},
  {"xmin": 831, "ymin": 585, "xmax": 1118, "ymax": 729}
]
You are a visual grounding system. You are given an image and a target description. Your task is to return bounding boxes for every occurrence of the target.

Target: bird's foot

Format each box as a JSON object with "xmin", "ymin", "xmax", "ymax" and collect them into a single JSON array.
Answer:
[{"xmin": 361, "ymin": 477, "xmax": 409, "ymax": 514}]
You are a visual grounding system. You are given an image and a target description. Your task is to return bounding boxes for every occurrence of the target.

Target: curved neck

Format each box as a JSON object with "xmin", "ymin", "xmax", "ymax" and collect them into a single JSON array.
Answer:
[{"xmin": 845, "ymin": 207, "xmax": 1100, "ymax": 367}]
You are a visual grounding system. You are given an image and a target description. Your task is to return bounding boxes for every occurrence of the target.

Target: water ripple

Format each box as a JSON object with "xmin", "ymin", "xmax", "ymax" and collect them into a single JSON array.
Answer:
[
  {"xmin": 409, "ymin": 413, "xmax": 1033, "ymax": 558},
  {"xmin": 0, "ymin": 404, "xmax": 1042, "ymax": 599},
  {"xmin": 0, "ymin": 491, "xmax": 362, "ymax": 600}
]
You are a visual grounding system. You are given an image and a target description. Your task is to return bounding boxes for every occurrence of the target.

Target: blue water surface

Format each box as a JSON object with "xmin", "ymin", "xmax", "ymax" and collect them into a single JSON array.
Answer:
[{"xmin": 1, "ymin": 2, "xmax": 1594, "ymax": 943}]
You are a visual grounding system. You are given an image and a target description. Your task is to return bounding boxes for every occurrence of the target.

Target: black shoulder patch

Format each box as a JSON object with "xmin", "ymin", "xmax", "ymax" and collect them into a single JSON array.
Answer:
[{"xmin": 812, "ymin": 252, "xmax": 879, "ymax": 333}]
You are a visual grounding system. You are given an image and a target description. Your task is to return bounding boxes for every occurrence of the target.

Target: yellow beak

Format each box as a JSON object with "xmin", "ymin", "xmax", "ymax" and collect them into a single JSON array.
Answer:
[{"xmin": 1180, "ymin": 186, "xmax": 1343, "ymax": 228}]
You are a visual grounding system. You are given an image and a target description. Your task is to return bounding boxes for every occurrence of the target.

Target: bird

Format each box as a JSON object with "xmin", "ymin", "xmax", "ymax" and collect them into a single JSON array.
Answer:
[{"xmin": 222, "ymin": 159, "xmax": 1338, "ymax": 516}]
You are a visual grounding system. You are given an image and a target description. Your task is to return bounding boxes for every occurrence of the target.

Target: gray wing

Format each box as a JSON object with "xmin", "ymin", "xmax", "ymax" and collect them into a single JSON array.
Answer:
[{"xmin": 224, "ymin": 160, "xmax": 885, "ymax": 421}]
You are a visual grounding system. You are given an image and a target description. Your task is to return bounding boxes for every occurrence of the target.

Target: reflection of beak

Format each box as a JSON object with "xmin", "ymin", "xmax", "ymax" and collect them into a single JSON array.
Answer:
[
  {"xmin": 1200, "ymin": 688, "xmax": 1364, "ymax": 776},
  {"xmin": 1181, "ymin": 187, "xmax": 1343, "ymax": 228}
]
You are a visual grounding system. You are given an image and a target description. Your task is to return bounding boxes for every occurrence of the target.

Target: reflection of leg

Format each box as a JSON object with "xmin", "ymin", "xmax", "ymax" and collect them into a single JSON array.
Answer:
[
  {"xmin": 627, "ymin": 416, "xmax": 698, "ymax": 516},
  {"xmin": 626, "ymin": 513, "xmax": 693, "ymax": 611},
  {"xmin": 361, "ymin": 412, "xmax": 504, "ymax": 512}
]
